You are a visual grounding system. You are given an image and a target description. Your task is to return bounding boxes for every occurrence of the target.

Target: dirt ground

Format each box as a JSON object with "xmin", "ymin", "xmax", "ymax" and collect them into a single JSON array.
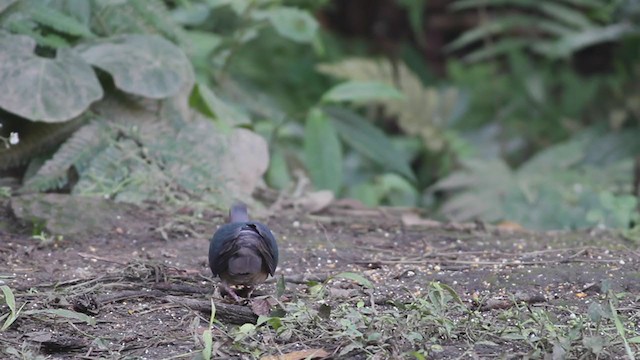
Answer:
[{"xmin": 1, "ymin": 197, "xmax": 639, "ymax": 359}]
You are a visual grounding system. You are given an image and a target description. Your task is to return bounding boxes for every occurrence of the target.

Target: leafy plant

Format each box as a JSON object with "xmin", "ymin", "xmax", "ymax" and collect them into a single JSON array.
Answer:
[
  {"xmin": 319, "ymin": 58, "xmax": 464, "ymax": 152},
  {"xmin": 447, "ymin": 0, "xmax": 640, "ymax": 61},
  {"xmin": 0, "ymin": 285, "xmax": 25, "ymax": 331},
  {"xmin": 0, "ymin": 1, "xmax": 280, "ymax": 208},
  {"xmin": 433, "ymin": 128, "xmax": 640, "ymax": 229}
]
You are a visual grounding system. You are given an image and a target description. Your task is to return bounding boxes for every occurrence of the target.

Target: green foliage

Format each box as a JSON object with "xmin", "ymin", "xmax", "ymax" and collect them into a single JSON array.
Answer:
[
  {"xmin": 22, "ymin": 120, "xmax": 109, "ymax": 192},
  {"xmin": 319, "ymin": 58, "xmax": 463, "ymax": 152},
  {"xmin": 77, "ymin": 34, "xmax": 192, "ymax": 99},
  {"xmin": 238, "ymin": 282, "xmax": 467, "ymax": 358},
  {"xmin": 0, "ymin": 285, "xmax": 25, "ymax": 331},
  {"xmin": 226, "ymin": 280, "xmax": 639, "ymax": 358},
  {"xmin": 303, "ymin": 108, "xmax": 343, "ymax": 193},
  {"xmin": 325, "ymin": 107, "xmax": 415, "ymax": 182},
  {"xmin": 0, "ymin": 0, "xmax": 278, "ymax": 208},
  {"xmin": 447, "ymin": 53, "xmax": 606, "ymax": 150},
  {"xmin": 1, "ymin": 0, "xmax": 638, "ymax": 231},
  {"xmin": 434, "ymin": 129, "xmax": 640, "ymax": 229},
  {"xmin": 448, "ymin": 0, "xmax": 640, "ymax": 61},
  {"xmin": 0, "ymin": 1, "xmax": 194, "ymax": 162},
  {"xmin": 257, "ymin": 6, "xmax": 318, "ymax": 43},
  {"xmin": 321, "ymin": 81, "xmax": 404, "ymax": 103},
  {"xmin": 0, "ymin": 33, "xmax": 103, "ymax": 122}
]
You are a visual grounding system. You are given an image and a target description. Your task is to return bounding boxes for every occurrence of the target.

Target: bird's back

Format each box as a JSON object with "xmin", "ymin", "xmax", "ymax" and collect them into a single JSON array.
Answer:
[{"xmin": 209, "ymin": 218, "xmax": 278, "ymax": 286}]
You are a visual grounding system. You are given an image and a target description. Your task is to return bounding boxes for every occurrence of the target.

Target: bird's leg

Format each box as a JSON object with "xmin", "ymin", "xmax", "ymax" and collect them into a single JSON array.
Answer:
[
  {"xmin": 220, "ymin": 282, "xmax": 244, "ymax": 303},
  {"xmin": 246, "ymin": 286, "xmax": 256, "ymax": 299}
]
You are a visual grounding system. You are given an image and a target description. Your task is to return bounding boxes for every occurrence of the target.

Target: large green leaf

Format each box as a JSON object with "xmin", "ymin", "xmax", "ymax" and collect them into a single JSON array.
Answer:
[
  {"xmin": 259, "ymin": 7, "xmax": 318, "ymax": 43},
  {"xmin": 27, "ymin": 2, "xmax": 95, "ymax": 38},
  {"xmin": 304, "ymin": 108, "xmax": 343, "ymax": 193},
  {"xmin": 0, "ymin": 34, "xmax": 103, "ymax": 122},
  {"xmin": 321, "ymin": 81, "xmax": 404, "ymax": 103},
  {"xmin": 77, "ymin": 34, "xmax": 192, "ymax": 99},
  {"xmin": 324, "ymin": 107, "xmax": 416, "ymax": 182},
  {"xmin": 538, "ymin": 23, "xmax": 638, "ymax": 58}
]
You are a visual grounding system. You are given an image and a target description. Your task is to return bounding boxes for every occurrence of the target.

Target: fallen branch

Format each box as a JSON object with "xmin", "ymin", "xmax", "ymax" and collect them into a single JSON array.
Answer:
[
  {"xmin": 164, "ymin": 295, "xmax": 257, "ymax": 324},
  {"xmin": 266, "ymin": 273, "xmax": 330, "ymax": 284},
  {"xmin": 152, "ymin": 282, "xmax": 210, "ymax": 295},
  {"xmin": 95, "ymin": 289, "xmax": 257, "ymax": 324}
]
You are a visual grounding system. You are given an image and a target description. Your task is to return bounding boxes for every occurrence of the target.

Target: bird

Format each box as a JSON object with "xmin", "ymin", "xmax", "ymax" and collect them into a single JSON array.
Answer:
[{"xmin": 208, "ymin": 203, "xmax": 278, "ymax": 302}]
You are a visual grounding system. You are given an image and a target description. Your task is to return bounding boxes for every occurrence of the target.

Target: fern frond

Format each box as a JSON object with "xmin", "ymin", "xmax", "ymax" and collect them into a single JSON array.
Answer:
[
  {"xmin": 448, "ymin": 0, "xmax": 622, "ymax": 61},
  {"xmin": 28, "ymin": 3, "xmax": 95, "ymax": 38},
  {"xmin": 318, "ymin": 58, "xmax": 461, "ymax": 151},
  {"xmin": 0, "ymin": 114, "xmax": 89, "ymax": 170},
  {"xmin": 21, "ymin": 121, "xmax": 110, "ymax": 192}
]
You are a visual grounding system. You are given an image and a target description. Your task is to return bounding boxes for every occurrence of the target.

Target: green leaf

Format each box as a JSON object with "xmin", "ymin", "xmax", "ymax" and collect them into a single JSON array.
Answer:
[
  {"xmin": 582, "ymin": 336, "xmax": 605, "ymax": 355},
  {"xmin": 261, "ymin": 7, "xmax": 318, "ymax": 43},
  {"xmin": 436, "ymin": 282, "xmax": 464, "ymax": 305},
  {"xmin": 0, "ymin": 285, "xmax": 23, "ymax": 331},
  {"xmin": 202, "ymin": 329, "xmax": 212, "ymax": 360},
  {"xmin": 377, "ymin": 173, "xmax": 419, "ymax": 206},
  {"xmin": 538, "ymin": 1, "xmax": 594, "ymax": 29},
  {"xmin": 324, "ymin": 107, "xmax": 415, "ymax": 182},
  {"xmin": 322, "ymin": 81, "xmax": 404, "ymax": 103},
  {"xmin": 0, "ymin": 34, "xmax": 103, "ymax": 122},
  {"xmin": 609, "ymin": 296, "xmax": 635, "ymax": 360},
  {"xmin": 28, "ymin": 3, "xmax": 95, "ymax": 38},
  {"xmin": 541, "ymin": 24, "xmax": 638, "ymax": 58},
  {"xmin": 397, "ymin": 0, "xmax": 427, "ymax": 44},
  {"xmin": 77, "ymin": 34, "xmax": 192, "ymax": 99},
  {"xmin": 333, "ymin": 272, "xmax": 374, "ymax": 289},
  {"xmin": 348, "ymin": 182, "xmax": 383, "ymax": 207},
  {"xmin": 190, "ymin": 83, "xmax": 251, "ymax": 126},
  {"xmin": 304, "ymin": 108, "xmax": 343, "ymax": 193},
  {"xmin": 0, "ymin": 286, "xmax": 16, "ymax": 313},
  {"xmin": 24, "ymin": 308, "xmax": 96, "ymax": 325},
  {"xmin": 266, "ymin": 146, "xmax": 291, "ymax": 190}
]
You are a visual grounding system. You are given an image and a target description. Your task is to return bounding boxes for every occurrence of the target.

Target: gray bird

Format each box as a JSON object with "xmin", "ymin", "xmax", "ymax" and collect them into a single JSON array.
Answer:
[{"xmin": 208, "ymin": 203, "xmax": 278, "ymax": 302}]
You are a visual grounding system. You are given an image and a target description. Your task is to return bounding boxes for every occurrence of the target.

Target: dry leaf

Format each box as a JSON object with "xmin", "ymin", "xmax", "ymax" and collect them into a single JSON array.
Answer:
[
  {"xmin": 250, "ymin": 298, "xmax": 271, "ymax": 316},
  {"xmin": 401, "ymin": 212, "xmax": 441, "ymax": 228},
  {"xmin": 496, "ymin": 221, "xmax": 524, "ymax": 232},
  {"xmin": 295, "ymin": 190, "xmax": 334, "ymax": 213},
  {"xmin": 260, "ymin": 348, "xmax": 329, "ymax": 360}
]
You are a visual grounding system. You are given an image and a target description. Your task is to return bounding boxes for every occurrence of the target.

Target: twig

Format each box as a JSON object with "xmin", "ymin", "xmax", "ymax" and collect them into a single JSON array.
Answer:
[
  {"xmin": 78, "ymin": 252, "xmax": 129, "ymax": 265},
  {"xmin": 265, "ymin": 273, "xmax": 330, "ymax": 284},
  {"xmin": 474, "ymin": 293, "xmax": 547, "ymax": 312},
  {"xmin": 95, "ymin": 288, "xmax": 258, "ymax": 325},
  {"xmin": 152, "ymin": 282, "xmax": 210, "ymax": 295},
  {"xmin": 353, "ymin": 258, "xmax": 622, "ymax": 266}
]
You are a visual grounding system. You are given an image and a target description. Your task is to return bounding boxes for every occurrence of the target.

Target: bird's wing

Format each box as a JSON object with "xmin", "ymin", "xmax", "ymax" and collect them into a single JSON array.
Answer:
[
  {"xmin": 209, "ymin": 223, "xmax": 242, "ymax": 276},
  {"xmin": 250, "ymin": 222, "xmax": 279, "ymax": 276}
]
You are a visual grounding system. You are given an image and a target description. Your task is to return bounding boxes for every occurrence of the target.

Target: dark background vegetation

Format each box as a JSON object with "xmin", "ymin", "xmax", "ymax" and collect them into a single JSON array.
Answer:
[{"xmin": 1, "ymin": 0, "xmax": 640, "ymax": 231}]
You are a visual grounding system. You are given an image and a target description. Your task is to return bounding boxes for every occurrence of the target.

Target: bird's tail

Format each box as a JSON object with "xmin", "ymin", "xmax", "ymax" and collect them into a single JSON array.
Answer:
[{"xmin": 229, "ymin": 202, "xmax": 250, "ymax": 223}]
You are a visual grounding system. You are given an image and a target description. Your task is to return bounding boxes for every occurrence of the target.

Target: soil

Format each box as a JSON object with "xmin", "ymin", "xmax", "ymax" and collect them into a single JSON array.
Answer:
[{"xmin": 1, "ymin": 198, "xmax": 639, "ymax": 359}]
